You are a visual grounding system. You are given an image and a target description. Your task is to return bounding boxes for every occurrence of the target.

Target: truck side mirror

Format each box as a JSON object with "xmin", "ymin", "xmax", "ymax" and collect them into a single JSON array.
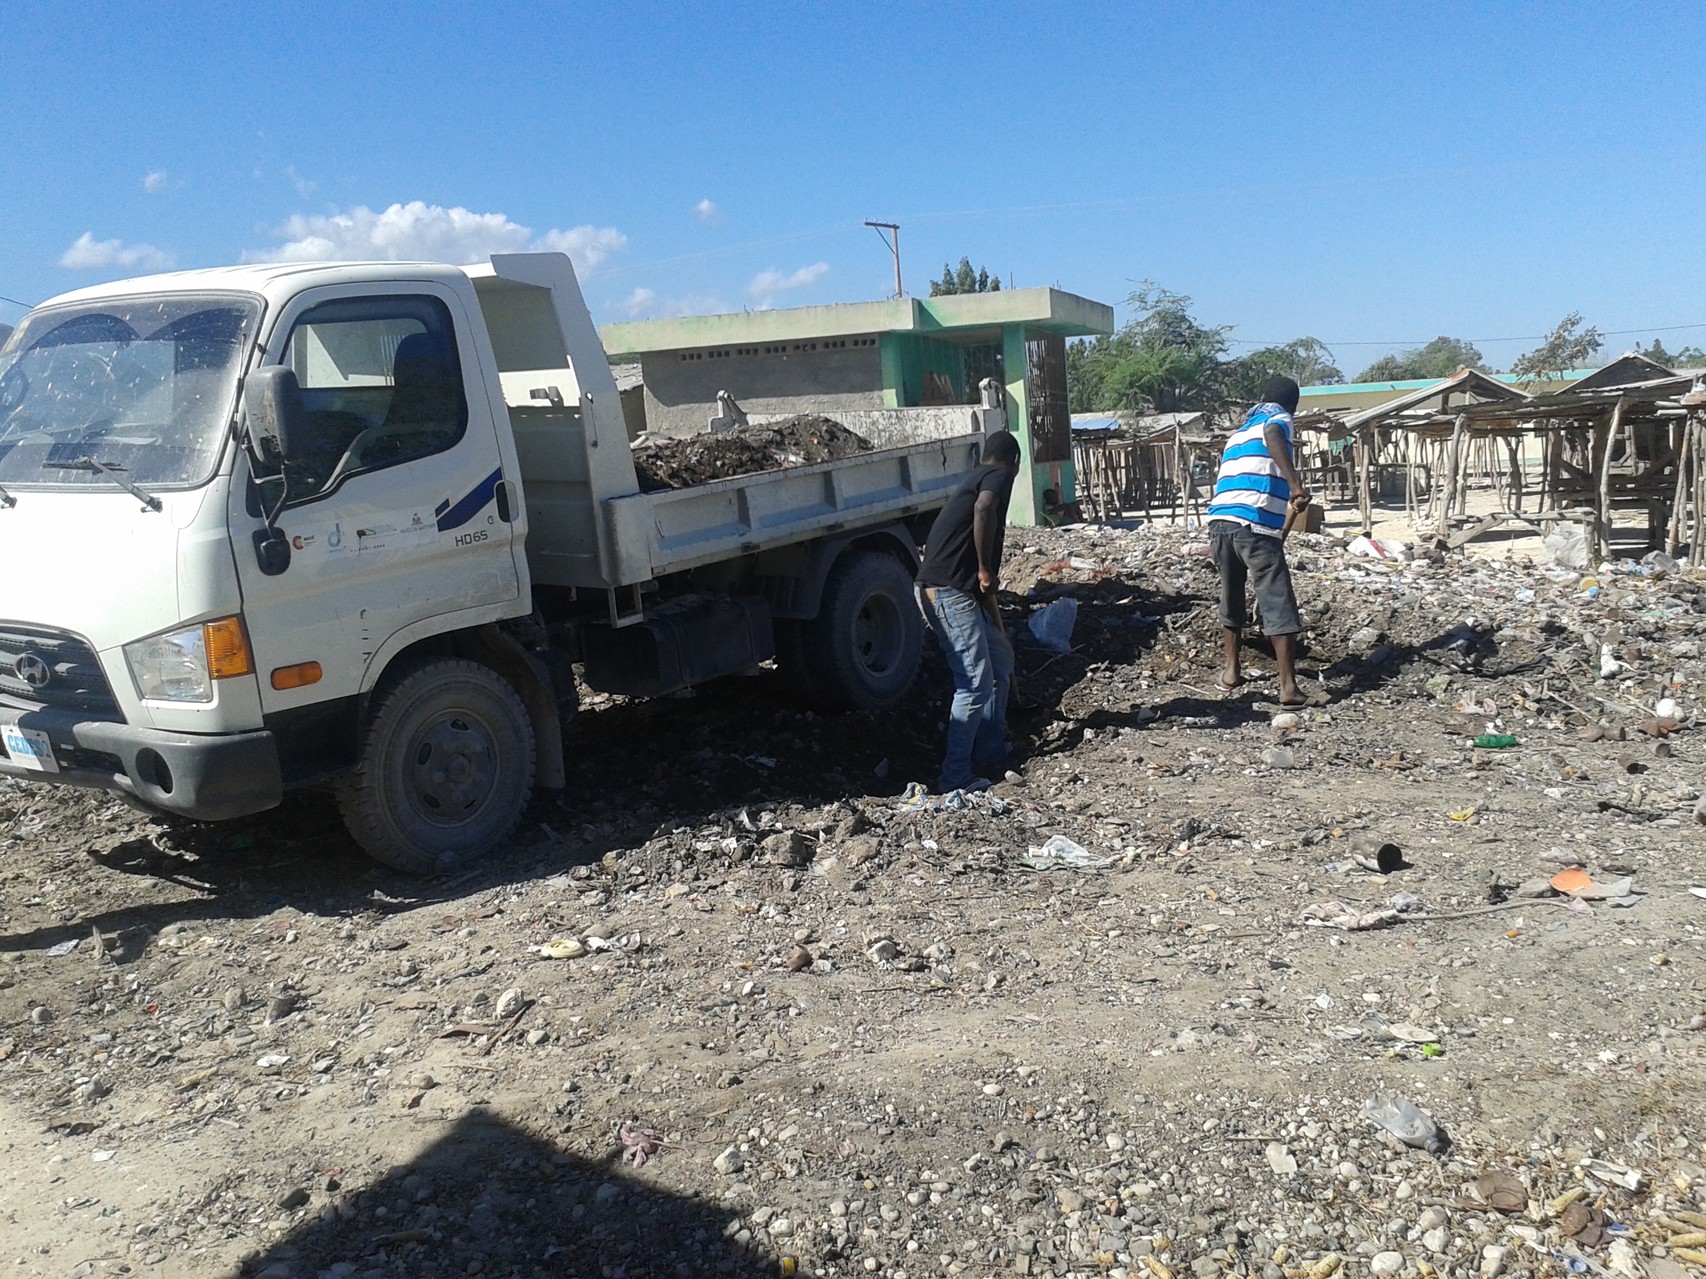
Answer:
[{"xmin": 244, "ymin": 366, "xmax": 306, "ymax": 463}]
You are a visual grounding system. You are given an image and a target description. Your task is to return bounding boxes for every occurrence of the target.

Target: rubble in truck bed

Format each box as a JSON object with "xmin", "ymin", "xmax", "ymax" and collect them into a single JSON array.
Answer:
[
  {"xmin": 632, "ymin": 414, "xmax": 875, "ymax": 491},
  {"xmin": 2, "ymin": 520, "xmax": 1706, "ymax": 1279}
]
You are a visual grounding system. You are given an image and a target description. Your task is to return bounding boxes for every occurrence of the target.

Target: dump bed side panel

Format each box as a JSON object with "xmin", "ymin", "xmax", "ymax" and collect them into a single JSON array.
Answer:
[{"xmin": 607, "ymin": 434, "xmax": 980, "ymax": 579}]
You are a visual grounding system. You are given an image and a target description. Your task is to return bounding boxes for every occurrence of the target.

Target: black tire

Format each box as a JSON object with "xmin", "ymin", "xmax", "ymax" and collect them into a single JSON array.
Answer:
[
  {"xmin": 336, "ymin": 658, "xmax": 536, "ymax": 874},
  {"xmin": 795, "ymin": 550, "xmax": 923, "ymax": 712}
]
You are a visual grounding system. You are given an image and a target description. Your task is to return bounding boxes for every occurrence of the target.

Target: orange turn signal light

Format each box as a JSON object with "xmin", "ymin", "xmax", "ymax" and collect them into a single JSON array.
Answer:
[
  {"xmin": 270, "ymin": 661, "xmax": 323, "ymax": 691},
  {"xmin": 204, "ymin": 616, "xmax": 255, "ymax": 680}
]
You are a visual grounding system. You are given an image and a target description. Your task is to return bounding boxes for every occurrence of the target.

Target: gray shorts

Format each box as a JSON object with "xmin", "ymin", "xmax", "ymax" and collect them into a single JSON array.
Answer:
[{"xmin": 1209, "ymin": 520, "xmax": 1302, "ymax": 636}]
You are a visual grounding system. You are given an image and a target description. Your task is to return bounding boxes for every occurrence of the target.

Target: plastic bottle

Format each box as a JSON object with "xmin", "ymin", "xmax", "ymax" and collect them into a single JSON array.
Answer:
[
  {"xmin": 1362, "ymin": 1092, "xmax": 1443, "ymax": 1152},
  {"xmin": 1473, "ymin": 734, "xmax": 1518, "ymax": 749}
]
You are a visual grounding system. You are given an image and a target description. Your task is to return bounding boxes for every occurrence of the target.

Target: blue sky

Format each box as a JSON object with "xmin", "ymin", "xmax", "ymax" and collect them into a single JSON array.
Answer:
[{"xmin": 4, "ymin": 1, "xmax": 1705, "ymax": 376}]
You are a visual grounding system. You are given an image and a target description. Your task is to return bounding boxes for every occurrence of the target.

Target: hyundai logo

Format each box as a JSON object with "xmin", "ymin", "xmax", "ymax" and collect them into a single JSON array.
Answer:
[{"xmin": 13, "ymin": 651, "xmax": 51, "ymax": 689}]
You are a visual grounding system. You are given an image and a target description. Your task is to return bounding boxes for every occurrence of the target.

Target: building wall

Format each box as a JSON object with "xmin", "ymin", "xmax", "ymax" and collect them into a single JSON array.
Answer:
[{"xmin": 638, "ymin": 339, "xmax": 885, "ymax": 436}]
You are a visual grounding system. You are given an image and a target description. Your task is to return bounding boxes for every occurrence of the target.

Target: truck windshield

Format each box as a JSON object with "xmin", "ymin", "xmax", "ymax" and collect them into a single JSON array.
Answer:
[{"xmin": 0, "ymin": 294, "xmax": 260, "ymax": 490}]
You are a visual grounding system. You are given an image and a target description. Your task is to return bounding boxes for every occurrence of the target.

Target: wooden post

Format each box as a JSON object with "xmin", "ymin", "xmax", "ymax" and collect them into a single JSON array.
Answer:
[
  {"xmin": 1173, "ymin": 429, "xmax": 1185, "ymax": 524},
  {"xmin": 1357, "ymin": 428, "xmax": 1373, "ymax": 536},
  {"xmin": 1596, "ymin": 399, "xmax": 1625, "ymax": 559},
  {"xmin": 1693, "ymin": 419, "xmax": 1706, "ymax": 563},
  {"xmin": 1439, "ymin": 413, "xmax": 1468, "ymax": 534}
]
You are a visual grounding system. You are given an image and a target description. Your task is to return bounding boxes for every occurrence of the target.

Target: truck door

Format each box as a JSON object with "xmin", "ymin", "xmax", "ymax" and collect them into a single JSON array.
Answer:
[{"xmin": 232, "ymin": 285, "xmax": 521, "ymax": 737}]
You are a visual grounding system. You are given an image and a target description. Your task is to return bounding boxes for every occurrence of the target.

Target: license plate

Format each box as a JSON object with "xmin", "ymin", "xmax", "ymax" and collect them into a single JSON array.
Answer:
[{"xmin": 0, "ymin": 722, "xmax": 59, "ymax": 773}]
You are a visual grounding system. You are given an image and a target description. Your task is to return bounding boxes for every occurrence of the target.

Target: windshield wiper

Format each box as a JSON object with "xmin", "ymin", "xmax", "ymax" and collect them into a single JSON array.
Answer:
[
  {"xmin": 42, "ymin": 457, "xmax": 162, "ymax": 512},
  {"xmin": 0, "ymin": 482, "xmax": 14, "ymax": 509}
]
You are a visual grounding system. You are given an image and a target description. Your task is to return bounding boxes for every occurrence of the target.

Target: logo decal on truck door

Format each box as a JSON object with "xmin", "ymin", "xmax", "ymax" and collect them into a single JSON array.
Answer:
[{"xmin": 436, "ymin": 469, "xmax": 503, "ymax": 532}]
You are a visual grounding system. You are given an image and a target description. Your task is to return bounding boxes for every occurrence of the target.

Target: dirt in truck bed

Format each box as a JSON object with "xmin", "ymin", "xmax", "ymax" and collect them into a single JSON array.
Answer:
[
  {"xmin": 633, "ymin": 414, "xmax": 874, "ymax": 491},
  {"xmin": 2, "ymin": 515, "xmax": 1705, "ymax": 1279}
]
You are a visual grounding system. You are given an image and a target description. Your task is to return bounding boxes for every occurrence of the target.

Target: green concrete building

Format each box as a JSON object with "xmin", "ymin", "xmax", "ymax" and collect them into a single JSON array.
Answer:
[{"xmin": 601, "ymin": 288, "xmax": 1114, "ymax": 526}]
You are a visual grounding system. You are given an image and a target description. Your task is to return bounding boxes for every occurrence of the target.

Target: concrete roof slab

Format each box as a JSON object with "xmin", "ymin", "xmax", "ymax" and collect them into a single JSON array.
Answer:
[{"xmin": 601, "ymin": 288, "xmax": 1114, "ymax": 356}]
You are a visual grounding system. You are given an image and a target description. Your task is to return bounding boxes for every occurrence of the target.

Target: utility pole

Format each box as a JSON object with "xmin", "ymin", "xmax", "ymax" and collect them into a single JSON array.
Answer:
[{"xmin": 863, "ymin": 220, "xmax": 902, "ymax": 299}]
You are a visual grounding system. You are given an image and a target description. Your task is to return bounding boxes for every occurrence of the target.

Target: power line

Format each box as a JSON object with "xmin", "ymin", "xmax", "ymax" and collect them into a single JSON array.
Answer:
[
  {"xmin": 1225, "ymin": 321, "xmax": 1706, "ymax": 349},
  {"xmin": 0, "ymin": 292, "xmax": 35, "ymax": 311}
]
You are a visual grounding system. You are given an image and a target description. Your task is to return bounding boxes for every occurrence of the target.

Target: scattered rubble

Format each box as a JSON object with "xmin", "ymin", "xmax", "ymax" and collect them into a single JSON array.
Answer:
[{"xmin": 1, "ymin": 518, "xmax": 1704, "ymax": 1278}]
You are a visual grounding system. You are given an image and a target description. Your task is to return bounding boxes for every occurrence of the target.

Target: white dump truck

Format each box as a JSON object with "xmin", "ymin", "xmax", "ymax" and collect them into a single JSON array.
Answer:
[{"xmin": 0, "ymin": 253, "xmax": 987, "ymax": 871}]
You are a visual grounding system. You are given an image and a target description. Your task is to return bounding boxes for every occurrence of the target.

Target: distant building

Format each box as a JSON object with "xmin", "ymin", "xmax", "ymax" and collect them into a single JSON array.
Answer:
[{"xmin": 602, "ymin": 289, "xmax": 1113, "ymax": 526}]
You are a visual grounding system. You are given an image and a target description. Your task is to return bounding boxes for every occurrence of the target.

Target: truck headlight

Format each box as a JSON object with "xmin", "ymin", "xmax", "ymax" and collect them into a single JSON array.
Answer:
[{"xmin": 125, "ymin": 616, "xmax": 254, "ymax": 703}]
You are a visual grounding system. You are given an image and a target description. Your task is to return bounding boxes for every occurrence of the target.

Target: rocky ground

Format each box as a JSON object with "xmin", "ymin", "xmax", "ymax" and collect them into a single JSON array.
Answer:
[{"xmin": 2, "ymin": 517, "xmax": 1705, "ymax": 1279}]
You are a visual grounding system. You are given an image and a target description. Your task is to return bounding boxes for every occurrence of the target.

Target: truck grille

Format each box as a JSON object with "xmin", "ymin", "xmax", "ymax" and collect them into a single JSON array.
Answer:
[{"xmin": 0, "ymin": 623, "xmax": 120, "ymax": 716}]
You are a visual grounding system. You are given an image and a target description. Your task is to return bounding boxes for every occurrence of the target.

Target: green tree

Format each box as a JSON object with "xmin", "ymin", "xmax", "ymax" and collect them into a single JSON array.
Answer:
[
  {"xmin": 1509, "ymin": 312, "xmax": 1602, "ymax": 381},
  {"xmin": 1224, "ymin": 337, "xmax": 1343, "ymax": 400},
  {"xmin": 930, "ymin": 256, "xmax": 1002, "ymax": 296},
  {"xmin": 1355, "ymin": 336, "xmax": 1487, "ymax": 383},
  {"xmin": 1065, "ymin": 283, "xmax": 1230, "ymax": 414},
  {"xmin": 1638, "ymin": 339, "xmax": 1706, "ymax": 368}
]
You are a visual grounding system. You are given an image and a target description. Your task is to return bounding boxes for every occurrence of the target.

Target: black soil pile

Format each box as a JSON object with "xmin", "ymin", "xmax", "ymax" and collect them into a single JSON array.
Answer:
[{"xmin": 633, "ymin": 414, "xmax": 873, "ymax": 491}]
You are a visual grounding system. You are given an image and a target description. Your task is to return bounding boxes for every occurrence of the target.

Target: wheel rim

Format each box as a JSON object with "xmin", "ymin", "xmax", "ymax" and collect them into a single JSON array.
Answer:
[
  {"xmin": 852, "ymin": 591, "xmax": 904, "ymax": 679},
  {"xmin": 403, "ymin": 711, "xmax": 500, "ymax": 826}
]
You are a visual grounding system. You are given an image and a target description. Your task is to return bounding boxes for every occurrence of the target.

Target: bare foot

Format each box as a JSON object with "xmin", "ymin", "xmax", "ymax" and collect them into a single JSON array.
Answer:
[{"xmin": 1219, "ymin": 671, "xmax": 1246, "ymax": 694}]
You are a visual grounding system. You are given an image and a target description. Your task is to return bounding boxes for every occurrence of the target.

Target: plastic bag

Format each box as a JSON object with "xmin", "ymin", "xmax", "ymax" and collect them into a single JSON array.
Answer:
[
  {"xmin": 1347, "ymin": 535, "xmax": 1410, "ymax": 561},
  {"xmin": 1543, "ymin": 524, "xmax": 1589, "ymax": 569},
  {"xmin": 1028, "ymin": 598, "xmax": 1077, "ymax": 653}
]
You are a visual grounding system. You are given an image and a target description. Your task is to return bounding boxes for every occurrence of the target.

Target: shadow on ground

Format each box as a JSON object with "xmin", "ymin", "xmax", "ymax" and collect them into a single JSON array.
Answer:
[
  {"xmin": 0, "ymin": 653, "xmax": 957, "ymax": 956},
  {"xmin": 240, "ymin": 1109, "xmax": 776, "ymax": 1279}
]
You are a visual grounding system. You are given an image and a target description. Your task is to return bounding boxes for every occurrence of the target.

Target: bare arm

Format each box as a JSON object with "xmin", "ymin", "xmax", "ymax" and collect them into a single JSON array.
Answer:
[
  {"xmin": 1264, "ymin": 423, "xmax": 1311, "ymax": 508},
  {"xmin": 973, "ymin": 489, "xmax": 1001, "ymax": 592}
]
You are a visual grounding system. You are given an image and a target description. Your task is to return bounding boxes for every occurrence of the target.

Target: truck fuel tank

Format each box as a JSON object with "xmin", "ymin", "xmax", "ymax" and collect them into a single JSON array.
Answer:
[{"xmin": 579, "ymin": 595, "xmax": 773, "ymax": 698}]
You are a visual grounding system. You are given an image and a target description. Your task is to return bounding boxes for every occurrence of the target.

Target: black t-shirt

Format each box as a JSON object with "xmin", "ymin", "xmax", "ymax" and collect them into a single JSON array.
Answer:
[{"xmin": 916, "ymin": 463, "xmax": 1017, "ymax": 592}]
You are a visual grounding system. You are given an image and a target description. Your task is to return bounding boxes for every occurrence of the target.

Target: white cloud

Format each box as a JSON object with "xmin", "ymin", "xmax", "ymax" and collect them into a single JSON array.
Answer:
[
  {"xmin": 747, "ymin": 261, "xmax": 829, "ymax": 304},
  {"xmin": 607, "ymin": 289, "xmax": 724, "ymax": 321},
  {"xmin": 58, "ymin": 232, "xmax": 174, "ymax": 272},
  {"xmin": 694, "ymin": 198, "xmax": 720, "ymax": 223},
  {"xmin": 249, "ymin": 201, "xmax": 627, "ymax": 273},
  {"xmin": 286, "ymin": 166, "xmax": 316, "ymax": 199},
  {"xmin": 617, "ymin": 287, "xmax": 657, "ymax": 318},
  {"xmin": 142, "ymin": 170, "xmax": 169, "ymax": 195},
  {"xmin": 535, "ymin": 224, "xmax": 629, "ymax": 270}
]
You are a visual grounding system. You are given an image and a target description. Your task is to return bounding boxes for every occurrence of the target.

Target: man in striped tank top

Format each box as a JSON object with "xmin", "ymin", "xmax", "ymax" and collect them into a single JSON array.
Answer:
[{"xmin": 1206, "ymin": 375, "xmax": 1312, "ymax": 706}]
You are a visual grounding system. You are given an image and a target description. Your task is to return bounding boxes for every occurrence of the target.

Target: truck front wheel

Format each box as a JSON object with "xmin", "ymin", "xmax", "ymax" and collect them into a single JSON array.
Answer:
[
  {"xmin": 795, "ymin": 550, "xmax": 923, "ymax": 712},
  {"xmin": 337, "ymin": 658, "xmax": 536, "ymax": 874}
]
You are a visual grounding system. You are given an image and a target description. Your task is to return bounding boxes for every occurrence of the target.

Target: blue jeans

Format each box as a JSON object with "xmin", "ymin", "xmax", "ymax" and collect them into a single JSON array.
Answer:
[{"xmin": 919, "ymin": 585, "xmax": 1014, "ymax": 791}]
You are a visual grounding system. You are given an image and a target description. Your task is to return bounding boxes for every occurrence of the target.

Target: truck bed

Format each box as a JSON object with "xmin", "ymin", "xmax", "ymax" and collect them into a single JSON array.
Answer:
[
  {"xmin": 471, "ymin": 257, "xmax": 986, "ymax": 593},
  {"xmin": 612, "ymin": 432, "xmax": 981, "ymax": 578},
  {"xmin": 509, "ymin": 398, "xmax": 981, "ymax": 589}
]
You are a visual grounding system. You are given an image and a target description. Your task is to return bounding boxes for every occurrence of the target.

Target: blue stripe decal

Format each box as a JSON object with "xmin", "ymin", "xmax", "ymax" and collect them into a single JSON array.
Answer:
[{"xmin": 435, "ymin": 468, "xmax": 503, "ymax": 531}]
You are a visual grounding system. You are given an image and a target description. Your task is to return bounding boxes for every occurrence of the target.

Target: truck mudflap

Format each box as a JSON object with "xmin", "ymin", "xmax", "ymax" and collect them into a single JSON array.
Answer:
[{"xmin": 0, "ymin": 704, "xmax": 282, "ymax": 821}]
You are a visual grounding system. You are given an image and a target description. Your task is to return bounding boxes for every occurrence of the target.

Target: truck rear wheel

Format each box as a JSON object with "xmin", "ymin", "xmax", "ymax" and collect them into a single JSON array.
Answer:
[
  {"xmin": 337, "ymin": 658, "xmax": 536, "ymax": 874},
  {"xmin": 794, "ymin": 550, "xmax": 922, "ymax": 712}
]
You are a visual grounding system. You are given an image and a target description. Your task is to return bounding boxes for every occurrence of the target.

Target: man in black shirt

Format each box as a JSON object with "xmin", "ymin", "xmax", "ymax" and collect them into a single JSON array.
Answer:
[{"xmin": 915, "ymin": 429, "xmax": 1021, "ymax": 792}]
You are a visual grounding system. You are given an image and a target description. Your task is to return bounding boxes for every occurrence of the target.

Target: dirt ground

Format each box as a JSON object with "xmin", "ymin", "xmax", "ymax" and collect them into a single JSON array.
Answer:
[
  {"xmin": 632, "ymin": 416, "xmax": 873, "ymax": 492},
  {"xmin": 2, "ymin": 505, "xmax": 1705, "ymax": 1279}
]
